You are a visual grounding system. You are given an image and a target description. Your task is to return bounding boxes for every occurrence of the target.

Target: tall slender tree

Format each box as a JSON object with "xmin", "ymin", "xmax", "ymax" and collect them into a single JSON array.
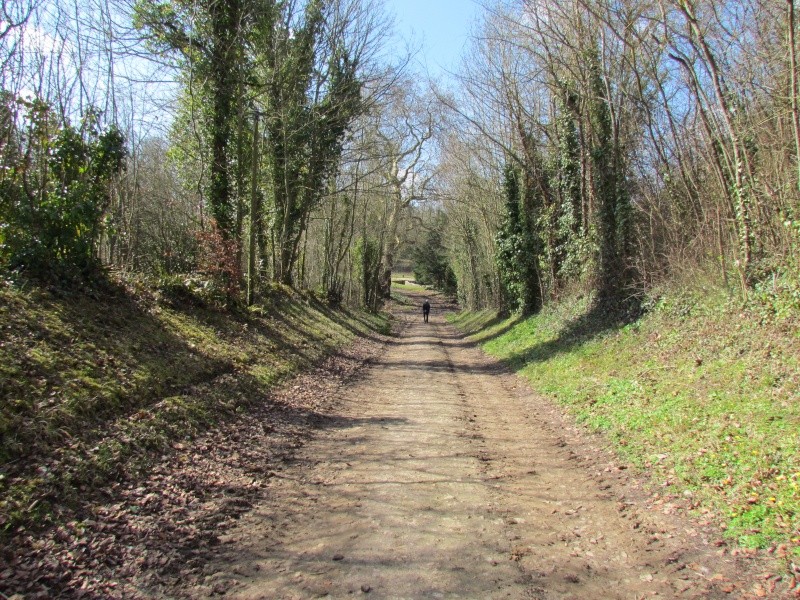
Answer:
[{"xmin": 134, "ymin": 0, "xmax": 247, "ymax": 238}]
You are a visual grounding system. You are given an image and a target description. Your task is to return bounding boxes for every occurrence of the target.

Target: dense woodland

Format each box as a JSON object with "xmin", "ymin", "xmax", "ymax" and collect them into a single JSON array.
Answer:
[{"xmin": 2, "ymin": 0, "xmax": 800, "ymax": 315}]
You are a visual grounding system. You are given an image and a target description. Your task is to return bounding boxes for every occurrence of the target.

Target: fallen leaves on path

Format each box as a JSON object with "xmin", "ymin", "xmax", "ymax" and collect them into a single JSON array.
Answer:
[{"xmin": 0, "ymin": 333, "xmax": 387, "ymax": 599}]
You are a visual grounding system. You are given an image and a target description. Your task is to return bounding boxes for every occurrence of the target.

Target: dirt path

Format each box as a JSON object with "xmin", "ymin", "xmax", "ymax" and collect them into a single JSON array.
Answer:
[{"xmin": 193, "ymin": 295, "xmax": 777, "ymax": 600}]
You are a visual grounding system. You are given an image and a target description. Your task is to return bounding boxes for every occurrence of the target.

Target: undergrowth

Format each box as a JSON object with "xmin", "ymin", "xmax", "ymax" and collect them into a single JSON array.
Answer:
[
  {"xmin": 451, "ymin": 281, "xmax": 800, "ymax": 558},
  {"xmin": 0, "ymin": 273, "xmax": 388, "ymax": 536}
]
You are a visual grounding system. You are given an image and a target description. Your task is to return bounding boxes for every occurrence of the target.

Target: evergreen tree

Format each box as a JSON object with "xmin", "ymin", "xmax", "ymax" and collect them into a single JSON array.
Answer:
[{"xmin": 413, "ymin": 216, "xmax": 457, "ymax": 295}]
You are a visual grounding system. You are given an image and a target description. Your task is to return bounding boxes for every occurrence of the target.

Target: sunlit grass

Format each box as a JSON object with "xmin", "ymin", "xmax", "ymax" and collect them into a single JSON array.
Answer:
[
  {"xmin": 392, "ymin": 272, "xmax": 426, "ymax": 292},
  {"xmin": 452, "ymin": 292, "xmax": 800, "ymax": 557}
]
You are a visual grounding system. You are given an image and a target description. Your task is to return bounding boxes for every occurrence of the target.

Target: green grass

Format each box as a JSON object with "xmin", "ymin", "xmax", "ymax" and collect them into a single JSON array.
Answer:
[
  {"xmin": 391, "ymin": 273, "xmax": 427, "ymax": 292},
  {"xmin": 0, "ymin": 276, "xmax": 388, "ymax": 535},
  {"xmin": 450, "ymin": 290, "xmax": 800, "ymax": 557}
]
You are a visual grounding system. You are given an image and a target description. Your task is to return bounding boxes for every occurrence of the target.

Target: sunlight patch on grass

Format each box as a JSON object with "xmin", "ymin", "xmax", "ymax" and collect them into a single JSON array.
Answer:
[{"xmin": 454, "ymin": 292, "xmax": 800, "ymax": 556}]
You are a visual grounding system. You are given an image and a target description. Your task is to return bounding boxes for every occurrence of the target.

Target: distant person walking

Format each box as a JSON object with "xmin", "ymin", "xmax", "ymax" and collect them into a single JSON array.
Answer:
[{"xmin": 422, "ymin": 299, "xmax": 431, "ymax": 323}]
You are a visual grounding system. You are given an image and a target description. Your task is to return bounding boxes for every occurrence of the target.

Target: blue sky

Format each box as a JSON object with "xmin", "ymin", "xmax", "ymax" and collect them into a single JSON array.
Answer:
[{"xmin": 385, "ymin": 0, "xmax": 483, "ymax": 77}]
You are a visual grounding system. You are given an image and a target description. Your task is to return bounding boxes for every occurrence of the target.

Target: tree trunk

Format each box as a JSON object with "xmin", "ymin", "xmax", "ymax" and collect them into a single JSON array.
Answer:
[
  {"xmin": 789, "ymin": 0, "xmax": 800, "ymax": 193},
  {"xmin": 247, "ymin": 111, "xmax": 260, "ymax": 306}
]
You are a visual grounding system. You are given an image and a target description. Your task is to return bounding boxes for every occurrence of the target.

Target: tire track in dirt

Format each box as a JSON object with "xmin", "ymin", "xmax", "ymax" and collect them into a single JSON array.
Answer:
[{"xmin": 194, "ymin": 293, "xmax": 780, "ymax": 599}]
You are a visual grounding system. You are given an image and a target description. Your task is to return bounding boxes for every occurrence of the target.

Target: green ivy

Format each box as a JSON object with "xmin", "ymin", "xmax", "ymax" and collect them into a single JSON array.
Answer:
[
  {"xmin": 355, "ymin": 236, "xmax": 381, "ymax": 311},
  {"xmin": 495, "ymin": 163, "xmax": 540, "ymax": 314},
  {"xmin": 0, "ymin": 98, "xmax": 125, "ymax": 277}
]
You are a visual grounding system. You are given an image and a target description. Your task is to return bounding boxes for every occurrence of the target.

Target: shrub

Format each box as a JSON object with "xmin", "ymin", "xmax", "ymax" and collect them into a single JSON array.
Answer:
[
  {"xmin": 0, "ymin": 97, "xmax": 125, "ymax": 277},
  {"xmin": 195, "ymin": 222, "xmax": 242, "ymax": 304}
]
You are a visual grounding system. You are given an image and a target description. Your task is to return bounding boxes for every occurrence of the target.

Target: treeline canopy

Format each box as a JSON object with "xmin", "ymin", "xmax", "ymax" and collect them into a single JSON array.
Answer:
[{"xmin": 1, "ymin": 0, "xmax": 799, "ymax": 314}]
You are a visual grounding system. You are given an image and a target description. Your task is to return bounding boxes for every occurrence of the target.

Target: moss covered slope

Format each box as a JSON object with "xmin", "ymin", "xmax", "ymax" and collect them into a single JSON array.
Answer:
[{"xmin": 0, "ymin": 276, "xmax": 388, "ymax": 534}]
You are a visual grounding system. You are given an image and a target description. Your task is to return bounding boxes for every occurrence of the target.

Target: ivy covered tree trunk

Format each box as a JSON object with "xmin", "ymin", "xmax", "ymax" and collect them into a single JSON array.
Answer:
[
  {"xmin": 356, "ymin": 236, "xmax": 381, "ymax": 311},
  {"xmin": 261, "ymin": 0, "xmax": 364, "ymax": 286},
  {"xmin": 552, "ymin": 98, "xmax": 586, "ymax": 282},
  {"xmin": 587, "ymin": 51, "xmax": 631, "ymax": 301},
  {"xmin": 133, "ymin": 0, "xmax": 245, "ymax": 241},
  {"xmin": 495, "ymin": 162, "xmax": 542, "ymax": 315},
  {"xmin": 207, "ymin": 0, "xmax": 242, "ymax": 237}
]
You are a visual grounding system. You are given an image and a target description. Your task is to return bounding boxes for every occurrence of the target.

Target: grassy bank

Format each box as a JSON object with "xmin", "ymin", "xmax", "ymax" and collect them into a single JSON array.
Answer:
[
  {"xmin": 0, "ymin": 274, "xmax": 389, "ymax": 535},
  {"xmin": 390, "ymin": 274, "xmax": 426, "ymax": 306},
  {"xmin": 450, "ymin": 288, "xmax": 800, "ymax": 556}
]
